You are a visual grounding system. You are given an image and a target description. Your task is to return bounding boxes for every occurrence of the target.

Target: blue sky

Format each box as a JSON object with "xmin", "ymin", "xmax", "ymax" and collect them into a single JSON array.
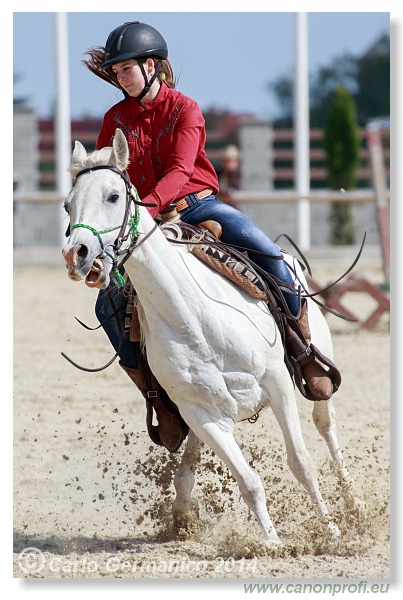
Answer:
[{"xmin": 13, "ymin": 11, "xmax": 390, "ymax": 120}]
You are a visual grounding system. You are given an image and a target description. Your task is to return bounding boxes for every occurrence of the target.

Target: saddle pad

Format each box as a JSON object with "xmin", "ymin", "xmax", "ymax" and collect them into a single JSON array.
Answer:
[{"xmin": 191, "ymin": 243, "xmax": 267, "ymax": 300}]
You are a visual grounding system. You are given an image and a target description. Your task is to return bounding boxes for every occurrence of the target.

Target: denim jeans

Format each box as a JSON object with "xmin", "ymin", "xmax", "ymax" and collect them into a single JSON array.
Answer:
[
  {"xmin": 96, "ymin": 195, "xmax": 298, "ymax": 368},
  {"xmin": 179, "ymin": 195, "xmax": 298, "ymax": 315},
  {"xmin": 95, "ymin": 284, "xmax": 139, "ymax": 368}
]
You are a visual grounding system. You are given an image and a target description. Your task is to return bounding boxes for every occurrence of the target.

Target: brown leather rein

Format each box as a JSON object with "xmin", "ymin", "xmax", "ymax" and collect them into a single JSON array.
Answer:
[
  {"xmin": 62, "ymin": 165, "xmax": 365, "ymax": 372},
  {"xmin": 62, "ymin": 165, "xmax": 158, "ymax": 371},
  {"xmin": 71, "ymin": 165, "xmax": 158, "ymax": 271}
]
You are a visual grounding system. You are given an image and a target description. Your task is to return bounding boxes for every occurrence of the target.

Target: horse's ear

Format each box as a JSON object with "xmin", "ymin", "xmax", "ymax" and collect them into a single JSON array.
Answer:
[
  {"xmin": 72, "ymin": 140, "xmax": 87, "ymax": 164},
  {"xmin": 70, "ymin": 141, "xmax": 88, "ymax": 179},
  {"xmin": 110, "ymin": 129, "xmax": 129, "ymax": 170}
]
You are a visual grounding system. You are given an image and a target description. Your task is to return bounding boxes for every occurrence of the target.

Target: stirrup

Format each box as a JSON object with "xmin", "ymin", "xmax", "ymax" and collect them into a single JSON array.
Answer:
[
  {"xmin": 145, "ymin": 387, "xmax": 189, "ymax": 452},
  {"xmin": 290, "ymin": 344, "xmax": 342, "ymax": 402}
]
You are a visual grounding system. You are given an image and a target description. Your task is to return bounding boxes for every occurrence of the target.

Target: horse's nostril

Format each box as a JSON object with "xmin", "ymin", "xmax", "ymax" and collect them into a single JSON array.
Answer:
[{"xmin": 77, "ymin": 244, "xmax": 88, "ymax": 260}]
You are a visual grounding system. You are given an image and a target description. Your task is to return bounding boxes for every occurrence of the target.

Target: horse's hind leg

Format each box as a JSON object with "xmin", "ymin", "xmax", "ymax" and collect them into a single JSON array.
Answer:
[
  {"xmin": 178, "ymin": 405, "xmax": 281, "ymax": 544},
  {"xmin": 312, "ymin": 399, "xmax": 363, "ymax": 511},
  {"xmin": 172, "ymin": 429, "xmax": 202, "ymax": 533}
]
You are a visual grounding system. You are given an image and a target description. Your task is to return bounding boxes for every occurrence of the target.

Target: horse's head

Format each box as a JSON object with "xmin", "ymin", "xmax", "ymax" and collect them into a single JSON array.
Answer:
[{"xmin": 62, "ymin": 129, "xmax": 132, "ymax": 289}]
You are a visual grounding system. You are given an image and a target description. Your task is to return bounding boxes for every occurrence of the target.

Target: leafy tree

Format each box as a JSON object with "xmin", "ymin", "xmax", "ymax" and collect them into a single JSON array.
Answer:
[
  {"xmin": 323, "ymin": 86, "xmax": 361, "ymax": 244},
  {"xmin": 355, "ymin": 54, "xmax": 390, "ymax": 121},
  {"xmin": 309, "ymin": 55, "xmax": 358, "ymax": 127},
  {"xmin": 268, "ymin": 77, "xmax": 293, "ymax": 127},
  {"xmin": 268, "ymin": 40, "xmax": 390, "ymax": 127}
]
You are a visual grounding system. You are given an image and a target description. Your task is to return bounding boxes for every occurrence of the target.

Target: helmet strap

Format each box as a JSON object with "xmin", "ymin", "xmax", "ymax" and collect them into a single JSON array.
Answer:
[{"xmin": 136, "ymin": 59, "xmax": 162, "ymax": 105}]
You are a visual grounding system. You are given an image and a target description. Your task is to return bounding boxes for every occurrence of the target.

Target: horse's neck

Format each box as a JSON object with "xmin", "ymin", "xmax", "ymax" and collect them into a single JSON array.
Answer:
[{"xmin": 123, "ymin": 209, "xmax": 199, "ymax": 322}]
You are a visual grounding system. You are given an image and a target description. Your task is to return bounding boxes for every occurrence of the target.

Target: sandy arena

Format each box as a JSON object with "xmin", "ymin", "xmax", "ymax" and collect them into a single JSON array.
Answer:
[{"xmin": 13, "ymin": 245, "xmax": 390, "ymax": 580}]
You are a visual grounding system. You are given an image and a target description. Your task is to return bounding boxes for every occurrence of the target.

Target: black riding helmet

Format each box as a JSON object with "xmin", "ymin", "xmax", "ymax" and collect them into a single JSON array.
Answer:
[{"xmin": 100, "ymin": 21, "xmax": 168, "ymax": 103}]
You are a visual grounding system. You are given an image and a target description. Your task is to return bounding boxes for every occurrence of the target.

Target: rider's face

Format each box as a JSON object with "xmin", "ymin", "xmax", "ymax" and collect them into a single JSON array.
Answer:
[{"xmin": 112, "ymin": 59, "xmax": 147, "ymax": 96}]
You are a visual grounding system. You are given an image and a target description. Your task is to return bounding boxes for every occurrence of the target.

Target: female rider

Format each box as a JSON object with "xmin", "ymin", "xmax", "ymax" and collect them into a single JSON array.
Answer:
[{"xmin": 84, "ymin": 21, "xmax": 336, "ymax": 451}]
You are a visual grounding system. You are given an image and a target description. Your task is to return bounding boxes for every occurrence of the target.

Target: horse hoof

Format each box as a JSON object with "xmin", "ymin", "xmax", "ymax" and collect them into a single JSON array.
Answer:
[
  {"xmin": 327, "ymin": 521, "xmax": 341, "ymax": 537},
  {"xmin": 264, "ymin": 534, "xmax": 282, "ymax": 546},
  {"xmin": 348, "ymin": 497, "xmax": 366, "ymax": 514},
  {"xmin": 172, "ymin": 499, "xmax": 200, "ymax": 537}
]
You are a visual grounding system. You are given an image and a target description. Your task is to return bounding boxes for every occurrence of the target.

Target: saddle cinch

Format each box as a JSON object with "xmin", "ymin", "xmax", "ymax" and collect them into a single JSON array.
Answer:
[{"xmin": 124, "ymin": 219, "xmax": 342, "ymax": 452}]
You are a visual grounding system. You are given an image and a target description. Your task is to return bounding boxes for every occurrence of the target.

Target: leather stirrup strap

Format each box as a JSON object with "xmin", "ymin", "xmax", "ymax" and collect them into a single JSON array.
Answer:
[
  {"xmin": 135, "ymin": 343, "xmax": 189, "ymax": 448},
  {"xmin": 134, "ymin": 345, "xmax": 163, "ymax": 446}
]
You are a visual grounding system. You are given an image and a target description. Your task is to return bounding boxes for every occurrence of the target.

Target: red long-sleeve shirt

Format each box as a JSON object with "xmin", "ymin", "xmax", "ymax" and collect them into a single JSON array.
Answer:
[{"xmin": 96, "ymin": 82, "xmax": 219, "ymax": 218}]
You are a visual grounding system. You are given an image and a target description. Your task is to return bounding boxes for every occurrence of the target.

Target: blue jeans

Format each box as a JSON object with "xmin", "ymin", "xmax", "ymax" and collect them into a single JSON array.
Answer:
[
  {"xmin": 96, "ymin": 195, "xmax": 298, "ymax": 368},
  {"xmin": 179, "ymin": 195, "xmax": 298, "ymax": 314},
  {"xmin": 95, "ymin": 283, "xmax": 139, "ymax": 368}
]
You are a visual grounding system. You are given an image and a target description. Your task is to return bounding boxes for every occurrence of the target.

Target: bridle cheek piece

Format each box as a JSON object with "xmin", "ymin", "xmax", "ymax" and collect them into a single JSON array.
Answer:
[{"xmin": 67, "ymin": 165, "xmax": 158, "ymax": 285}]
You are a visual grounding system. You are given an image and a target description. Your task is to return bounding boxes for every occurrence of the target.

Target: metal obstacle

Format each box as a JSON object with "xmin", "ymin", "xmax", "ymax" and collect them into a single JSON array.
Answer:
[{"xmin": 307, "ymin": 274, "xmax": 390, "ymax": 331}]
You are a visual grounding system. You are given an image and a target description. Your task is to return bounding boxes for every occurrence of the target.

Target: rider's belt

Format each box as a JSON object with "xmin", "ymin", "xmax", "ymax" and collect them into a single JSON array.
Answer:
[{"xmin": 160, "ymin": 189, "xmax": 213, "ymax": 215}]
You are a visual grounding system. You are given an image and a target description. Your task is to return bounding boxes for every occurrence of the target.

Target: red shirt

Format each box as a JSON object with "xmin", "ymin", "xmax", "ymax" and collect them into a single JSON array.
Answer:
[{"xmin": 96, "ymin": 82, "xmax": 219, "ymax": 218}]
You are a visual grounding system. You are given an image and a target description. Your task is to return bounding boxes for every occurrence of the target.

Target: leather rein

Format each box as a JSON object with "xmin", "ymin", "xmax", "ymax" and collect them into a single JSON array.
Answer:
[
  {"xmin": 62, "ymin": 165, "xmax": 158, "ymax": 371},
  {"xmin": 69, "ymin": 165, "xmax": 158, "ymax": 285},
  {"xmin": 62, "ymin": 165, "xmax": 365, "ymax": 373}
]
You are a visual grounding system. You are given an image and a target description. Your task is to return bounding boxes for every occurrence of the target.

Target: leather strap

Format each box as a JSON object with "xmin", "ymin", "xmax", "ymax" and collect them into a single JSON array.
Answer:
[
  {"xmin": 135, "ymin": 342, "xmax": 189, "ymax": 447},
  {"xmin": 159, "ymin": 189, "xmax": 213, "ymax": 215},
  {"xmin": 175, "ymin": 188, "xmax": 213, "ymax": 211},
  {"xmin": 284, "ymin": 317, "xmax": 342, "ymax": 401},
  {"xmin": 289, "ymin": 344, "xmax": 342, "ymax": 402}
]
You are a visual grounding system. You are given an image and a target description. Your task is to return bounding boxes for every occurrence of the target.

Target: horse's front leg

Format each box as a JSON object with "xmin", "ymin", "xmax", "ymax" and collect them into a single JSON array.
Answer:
[
  {"xmin": 172, "ymin": 429, "xmax": 202, "ymax": 534},
  {"xmin": 178, "ymin": 405, "xmax": 281, "ymax": 545},
  {"xmin": 312, "ymin": 399, "xmax": 364, "ymax": 512},
  {"xmin": 268, "ymin": 373, "xmax": 341, "ymax": 538}
]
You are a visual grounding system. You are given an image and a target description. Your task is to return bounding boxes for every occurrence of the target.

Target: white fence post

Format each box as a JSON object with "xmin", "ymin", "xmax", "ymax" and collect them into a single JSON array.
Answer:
[
  {"xmin": 55, "ymin": 12, "xmax": 72, "ymax": 246},
  {"xmin": 295, "ymin": 12, "xmax": 311, "ymax": 251}
]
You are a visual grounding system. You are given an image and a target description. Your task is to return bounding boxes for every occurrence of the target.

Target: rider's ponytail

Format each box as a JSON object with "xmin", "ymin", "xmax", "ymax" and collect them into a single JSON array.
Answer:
[
  {"xmin": 83, "ymin": 48, "xmax": 176, "ymax": 93},
  {"xmin": 154, "ymin": 58, "xmax": 175, "ymax": 89}
]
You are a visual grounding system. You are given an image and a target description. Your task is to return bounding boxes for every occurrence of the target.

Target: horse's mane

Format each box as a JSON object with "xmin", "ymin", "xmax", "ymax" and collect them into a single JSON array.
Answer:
[{"xmin": 70, "ymin": 147, "xmax": 112, "ymax": 180}]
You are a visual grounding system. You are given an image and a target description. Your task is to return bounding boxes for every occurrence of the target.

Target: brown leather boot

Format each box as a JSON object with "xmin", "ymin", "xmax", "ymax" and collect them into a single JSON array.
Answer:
[
  {"xmin": 120, "ymin": 363, "xmax": 188, "ymax": 453},
  {"xmin": 286, "ymin": 303, "xmax": 333, "ymax": 401}
]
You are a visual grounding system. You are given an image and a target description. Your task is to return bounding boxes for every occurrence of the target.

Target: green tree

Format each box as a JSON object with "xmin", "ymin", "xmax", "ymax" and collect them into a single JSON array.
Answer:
[
  {"xmin": 323, "ymin": 86, "xmax": 361, "ymax": 245},
  {"xmin": 267, "ymin": 39, "xmax": 390, "ymax": 127},
  {"xmin": 309, "ymin": 55, "xmax": 358, "ymax": 127},
  {"xmin": 355, "ymin": 54, "xmax": 390, "ymax": 120}
]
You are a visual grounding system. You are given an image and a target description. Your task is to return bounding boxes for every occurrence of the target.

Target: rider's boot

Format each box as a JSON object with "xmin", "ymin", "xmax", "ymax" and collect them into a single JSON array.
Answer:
[
  {"xmin": 285, "ymin": 302, "xmax": 333, "ymax": 400},
  {"xmin": 120, "ymin": 362, "xmax": 187, "ymax": 453}
]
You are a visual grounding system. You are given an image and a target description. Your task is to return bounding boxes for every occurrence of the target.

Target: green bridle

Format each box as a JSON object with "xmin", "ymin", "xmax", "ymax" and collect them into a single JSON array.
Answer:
[{"xmin": 69, "ymin": 165, "xmax": 154, "ymax": 287}]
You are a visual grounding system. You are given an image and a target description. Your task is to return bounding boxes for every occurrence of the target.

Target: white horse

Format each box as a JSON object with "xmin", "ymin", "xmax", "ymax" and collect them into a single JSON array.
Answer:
[{"xmin": 62, "ymin": 129, "xmax": 360, "ymax": 545}]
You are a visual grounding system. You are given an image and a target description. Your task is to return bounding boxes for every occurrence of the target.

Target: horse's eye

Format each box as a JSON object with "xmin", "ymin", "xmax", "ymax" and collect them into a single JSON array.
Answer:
[
  {"xmin": 64, "ymin": 201, "xmax": 70, "ymax": 214},
  {"xmin": 108, "ymin": 193, "xmax": 120, "ymax": 204}
]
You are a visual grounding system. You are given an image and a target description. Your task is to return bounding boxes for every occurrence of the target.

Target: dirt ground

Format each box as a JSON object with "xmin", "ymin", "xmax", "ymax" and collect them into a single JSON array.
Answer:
[{"xmin": 13, "ymin": 245, "xmax": 390, "ymax": 582}]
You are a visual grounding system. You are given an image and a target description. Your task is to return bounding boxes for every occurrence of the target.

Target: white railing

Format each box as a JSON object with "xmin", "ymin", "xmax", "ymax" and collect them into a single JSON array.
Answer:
[
  {"xmin": 13, "ymin": 188, "xmax": 389, "ymax": 206},
  {"xmin": 232, "ymin": 189, "xmax": 390, "ymax": 204}
]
